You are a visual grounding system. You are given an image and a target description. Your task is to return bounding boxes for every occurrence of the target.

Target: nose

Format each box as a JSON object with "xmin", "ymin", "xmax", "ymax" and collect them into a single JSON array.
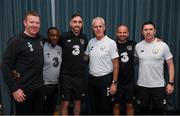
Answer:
[
  {"xmin": 75, "ymin": 22, "xmax": 80, "ymax": 26},
  {"xmin": 53, "ymin": 35, "xmax": 59, "ymax": 39},
  {"xmin": 32, "ymin": 23, "xmax": 39, "ymax": 28},
  {"xmin": 50, "ymin": 35, "xmax": 58, "ymax": 40},
  {"xmin": 96, "ymin": 26, "xmax": 102, "ymax": 30}
]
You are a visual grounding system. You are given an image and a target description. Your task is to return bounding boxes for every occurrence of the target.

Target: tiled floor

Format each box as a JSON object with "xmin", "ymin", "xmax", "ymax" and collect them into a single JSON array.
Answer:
[{"xmin": 54, "ymin": 104, "xmax": 180, "ymax": 115}]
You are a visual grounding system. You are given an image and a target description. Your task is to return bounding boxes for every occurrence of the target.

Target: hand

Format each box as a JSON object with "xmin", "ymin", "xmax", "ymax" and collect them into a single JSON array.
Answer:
[
  {"xmin": 166, "ymin": 84, "xmax": 174, "ymax": 95},
  {"xmin": 12, "ymin": 89, "xmax": 26, "ymax": 102},
  {"xmin": 11, "ymin": 69, "xmax": 20, "ymax": 80},
  {"xmin": 110, "ymin": 83, "xmax": 117, "ymax": 95}
]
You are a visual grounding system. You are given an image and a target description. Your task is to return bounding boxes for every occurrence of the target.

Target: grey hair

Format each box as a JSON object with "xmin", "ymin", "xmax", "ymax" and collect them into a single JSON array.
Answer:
[{"xmin": 92, "ymin": 17, "xmax": 105, "ymax": 26}]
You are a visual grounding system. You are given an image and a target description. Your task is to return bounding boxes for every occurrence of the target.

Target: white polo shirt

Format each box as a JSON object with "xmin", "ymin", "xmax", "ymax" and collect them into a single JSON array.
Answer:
[
  {"xmin": 135, "ymin": 39, "xmax": 173, "ymax": 87},
  {"xmin": 85, "ymin": 35, "xmax": 119, "ymax": 77}
]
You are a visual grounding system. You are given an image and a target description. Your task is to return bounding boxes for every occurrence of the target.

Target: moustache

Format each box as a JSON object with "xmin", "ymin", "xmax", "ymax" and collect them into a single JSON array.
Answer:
[
  {"xmin": 74, "ymin": 26, "xmax": 80, "ymax": 29},
  {"xmin": 118, "ymin": 35, "xmax": 127, "ymax": 38}
]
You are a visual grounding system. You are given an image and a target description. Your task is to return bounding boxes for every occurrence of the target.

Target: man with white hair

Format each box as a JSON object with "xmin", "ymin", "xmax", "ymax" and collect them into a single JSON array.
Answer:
[{"xmin": 85, "ymin": 17, "xmax": 119, "ymax": 115}]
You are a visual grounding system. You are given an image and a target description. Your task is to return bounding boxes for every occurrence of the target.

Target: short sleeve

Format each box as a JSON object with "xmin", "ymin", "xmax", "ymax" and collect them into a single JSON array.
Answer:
[
  {"xmin": 110, "ymin": 40, "xmax": 119, "ymax": 59},
  {"xmin": 163, "ymin": 43, "xmax": 173, "ymax": 60}
]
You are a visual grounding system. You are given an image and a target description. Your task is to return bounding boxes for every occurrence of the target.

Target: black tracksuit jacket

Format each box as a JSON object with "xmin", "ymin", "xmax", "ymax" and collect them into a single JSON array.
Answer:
[{"xmin": 1, "ymin": 33, "xmax": 44, "ymax": 92}]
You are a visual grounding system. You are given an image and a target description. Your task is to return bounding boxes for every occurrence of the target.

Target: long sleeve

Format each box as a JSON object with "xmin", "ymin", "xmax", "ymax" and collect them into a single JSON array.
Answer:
[{"xmin": 1, "ymin": 38, "xmax": 19, "ymax": 92}]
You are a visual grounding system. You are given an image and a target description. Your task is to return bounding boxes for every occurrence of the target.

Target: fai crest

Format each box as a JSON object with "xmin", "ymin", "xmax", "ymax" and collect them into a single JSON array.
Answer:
[
  {"xmin": 152, "ymin": 49, "xmax": 159, "ymax": 54},
  {"xmin": 80, "ymin": 38, "xmax": 84, "ymax": 45},
  {"xmin": 127, "ymin": 45, "xmax": 132, "ymax": 51}
]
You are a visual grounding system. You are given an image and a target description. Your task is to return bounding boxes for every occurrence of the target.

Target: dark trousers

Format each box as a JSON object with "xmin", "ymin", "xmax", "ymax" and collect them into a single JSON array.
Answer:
[
  {"xmin": 43, "ymin": 84, "xmax": 58, "ymax": 115},
  {"xmin": 135, "ymin": 86, "xmax": 166, "ymax": 115},
  {"xmin": 15, "ymin": 86, "xmax": 44, "ymax": 115},
  {"xmin": 88, "ymin": 73, "xmax": 113, "ymax": 115}
]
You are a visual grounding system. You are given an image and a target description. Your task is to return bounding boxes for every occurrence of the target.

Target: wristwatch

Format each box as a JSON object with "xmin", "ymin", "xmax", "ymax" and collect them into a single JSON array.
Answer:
[
  {"xmin": 112, "ymin": 80, "xmax": 118, "ymax": 84},
  {"xmin": 168, "ymin": 82, "xmax": 174, "ymax": 86}
]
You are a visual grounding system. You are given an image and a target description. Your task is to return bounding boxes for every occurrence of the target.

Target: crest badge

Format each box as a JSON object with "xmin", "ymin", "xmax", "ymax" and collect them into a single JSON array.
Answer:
[
  {"xmin": 27, "ymin": 42, "xmax": 33, "ymax": 51},
  {"xmin": 40, "ymin": 41, "xmax": 43, "ymax": 47},
  {"xmin": 80, "ymin": 38, "xmax": 84, "ymax": 45},
  {"xmin": 127, "ymin": 45, "xmax": 132, "ymax": 51},
  {"xmin": 67, "ymin": 39, "xmax": 71, "ymax": 42},
  {"xmin": 100, "ymin": 45, "xmax": 105, "ymax": 51},
  {"xmin": 152, "ymin": 49, "xmax": 159, "ymax": 54}
]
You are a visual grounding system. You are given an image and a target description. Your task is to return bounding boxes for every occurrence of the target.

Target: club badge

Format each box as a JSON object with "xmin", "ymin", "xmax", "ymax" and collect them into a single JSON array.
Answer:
[
  {"xmin": 80, "ymin": 38, "xmax": 84, "ymax": 45},
  {"xmin": 152, "ymin": 49, "xmax": 159, "ymax": 54},
  {"xmin": 100, "ymin": 45, "xmax": 105, "ymax": 51},
  {"xmin": 67, "ymin": 39, "xmax": 71, "ymax": 42},
  {"xmin": 40, "ymin": 41, "xmax": 43, "ymax": 47},
  {"xmin": 127, "ymin": 45, "xmax": 132, "ymax": 51},
  {"xmin": 27, "ymin": 42, "xmax": 33, "ymax": 51}
]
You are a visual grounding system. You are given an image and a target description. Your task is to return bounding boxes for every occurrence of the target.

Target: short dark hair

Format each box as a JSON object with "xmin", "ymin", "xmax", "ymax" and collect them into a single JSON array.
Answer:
[
  {"xmin": 70, "ymin": 12, "xmax": 82, "ymax": 20},
  {"xmin": 141, "ymin": 21, "xmax": 156, "ymax": 30},
  {"xmin": 47, "ymin": 27, "xmax": 59, "ymax": 34},
  {"xmin": 24, "ymin": 10, "xmax": 40, "ymax": 20},
  {"xmin": 117, "ymin": 24, "xmax": 129, "ymax": 31}
]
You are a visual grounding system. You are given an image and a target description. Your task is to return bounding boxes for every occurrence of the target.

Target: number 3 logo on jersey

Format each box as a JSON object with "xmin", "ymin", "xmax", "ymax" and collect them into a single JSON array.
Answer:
[
  {"xmin": 120, "ymin": 52, "xmax": 129, "ymax": 63},
  {"xmin": 53, "ymin": 57, "xmax": 59, "ymax": 67},
  {"xmin": 72, "ymin": 45, "xmax": 80, "ymax": 56}
]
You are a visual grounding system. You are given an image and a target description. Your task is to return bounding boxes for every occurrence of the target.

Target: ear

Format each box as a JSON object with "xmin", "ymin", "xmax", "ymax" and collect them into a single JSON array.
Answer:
[
  {"xmin": 127, "ymin": 32, "xmax": 129, "ymax": 36},
  {"xmin": 69, "ymin": 20, "xmax": 72, "ymax": 27},
  {"xmin": 103, "ymin": 25, "xmax": 106, "ymax": 31},
  {"xmin": 154, "ymin": 30, "xmax": 156, "ymax": 35},
  {"xmin": 23, "ymin": 19, "xmax": 26, "ymax": 26}
]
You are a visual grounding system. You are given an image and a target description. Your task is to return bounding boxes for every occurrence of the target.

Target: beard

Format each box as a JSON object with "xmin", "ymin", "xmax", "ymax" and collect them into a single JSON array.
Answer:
[{"xmin": 72, "ymin": 26, "xmax": 81, "ymax": 32}]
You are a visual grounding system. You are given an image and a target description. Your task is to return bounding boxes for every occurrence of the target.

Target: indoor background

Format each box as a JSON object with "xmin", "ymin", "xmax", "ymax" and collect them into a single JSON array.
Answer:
[{"xmin": 0, "ymin": 0, "xmax": 179, "ymax": 114}]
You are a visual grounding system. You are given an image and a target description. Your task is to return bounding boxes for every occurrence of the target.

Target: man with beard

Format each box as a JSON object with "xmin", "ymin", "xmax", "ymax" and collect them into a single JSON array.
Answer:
[
  {"xmin": 113, "ymin": 25, "xmax": 136, "ymax": 115},
  {"xmin": 59, "ymin": 13, "xmax": 88, "ymax": 115}
]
